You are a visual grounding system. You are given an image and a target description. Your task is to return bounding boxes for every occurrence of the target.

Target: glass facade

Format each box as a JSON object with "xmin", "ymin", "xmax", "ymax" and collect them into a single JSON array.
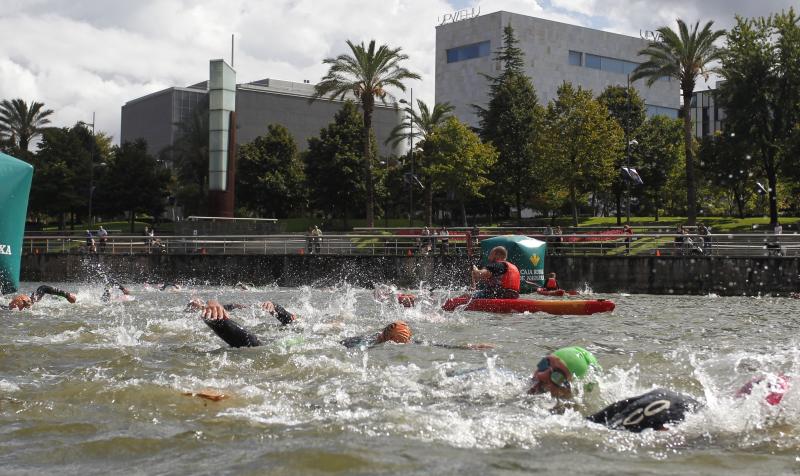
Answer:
[
  {"xmin": 645, "ymin": 104, "xmax": 679, "ymax": 118},
  {"xmin": 447, "ymin": 41, "xmax": 491, "ymax": 63},
  {"xmin": 569, "ymin": 50, "xmax": 669, "ymax": 81}
]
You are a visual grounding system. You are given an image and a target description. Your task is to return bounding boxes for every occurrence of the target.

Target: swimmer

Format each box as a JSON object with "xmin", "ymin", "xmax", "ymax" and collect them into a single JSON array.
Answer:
[
  {"xmin": 528, "ymin": 346, "xmax": 700, "ymax": 432},
  {"xmin": 160, "ymin": 282, "xmax": 182, "ymax": 291},
  {"xmin": 471, "ymin": 246, "xmax": 521, "ymax": 299},
  {"xmin": 340, "ymin": 320, "xmax": 494, "ymax": 350},
  {"xmin": 233, "ymin": 282, "xmax": 251, "ymax": 290},
  {"xmin": 7, "ymin": 285, "xmax": 77, "ymax": 310},
  {"xmin": 184, "ymin": 298, "xmax": 246, "ymax": 313},
  {"xmin": 197, "ymin": 299, "xmax": 299, "ymax": 348},
  {"xmin": 101, "ymin": 284, "xmax": 132, "ymax": 302}
]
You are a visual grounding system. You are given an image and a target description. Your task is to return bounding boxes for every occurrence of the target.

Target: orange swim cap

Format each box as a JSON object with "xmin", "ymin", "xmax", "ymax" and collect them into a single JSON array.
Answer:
[
  {"xmin": 8, "ymin": 294, "xmax": 32, "ymax": 310},
  {"xmin": 381, "ymin": 320, "xmax": 412, "ymax": 344}
]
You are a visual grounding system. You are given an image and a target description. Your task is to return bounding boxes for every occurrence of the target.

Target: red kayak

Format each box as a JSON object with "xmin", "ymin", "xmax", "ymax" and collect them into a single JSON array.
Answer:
[
  {"xmin": 536, "ymin": 288, "xmax": 579, "ymax": 297},
  {"xmin": 441, "ymin": 295, "xmax": 614, "ymax": 315}
]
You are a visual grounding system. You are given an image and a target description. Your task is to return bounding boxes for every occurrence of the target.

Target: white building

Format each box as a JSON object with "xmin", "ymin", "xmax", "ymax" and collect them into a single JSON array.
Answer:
[{"xmin": 435, "ymin": 11, "xmax": 680, "ymax": 127}]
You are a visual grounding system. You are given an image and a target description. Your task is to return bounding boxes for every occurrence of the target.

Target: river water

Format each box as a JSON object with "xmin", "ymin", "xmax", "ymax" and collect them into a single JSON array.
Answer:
[{"xmin": 1, "ymin": 283, "xmax": 799, "ymax": 475}]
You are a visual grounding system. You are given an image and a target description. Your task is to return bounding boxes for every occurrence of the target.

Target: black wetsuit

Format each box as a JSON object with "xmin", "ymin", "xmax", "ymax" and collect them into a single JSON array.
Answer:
[
  {"xmin": 101, "ymin": 284, "xmax": 128, "ymax": 302},
  {"xmin": 203, "ymin": 303, "xmax": 295, "ymax": 348},
  {"xmin": 30, "ymin": 285, "xmax": 71, "ymax": 302},
  {"xmin": 587, "ymin": 388, "xmax": 700, "ymax": 432},
  {"xmin": 340, "ymin": 336, "xmax": 476, "ymax": 350}
]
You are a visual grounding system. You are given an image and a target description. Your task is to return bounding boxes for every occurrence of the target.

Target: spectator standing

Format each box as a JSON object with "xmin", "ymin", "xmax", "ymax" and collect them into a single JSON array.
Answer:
[
  {"xmin": 553, "ymin": 226, "xmax": 563, "ymax": 255},
  {"xmin": 622, "ymin": 225, "xmax": 633, "ymax": 255},
  {"xmin": 85, "ymin": 230, "xmax": 96, "ymax": 254},
  {"xmin": 306, "ymin": 226, "xmax": 314, "ymax": 254},
  {"xmin": 440, "ymin": 227, "xmax": 450, "ymax": 255},
  {"xmin": 313, "ymin": 225, "xmax": 323, "ymax": 254},
  {"xmin": 97, "ymin": 226, "xmax": 108, "ymax": 252}
]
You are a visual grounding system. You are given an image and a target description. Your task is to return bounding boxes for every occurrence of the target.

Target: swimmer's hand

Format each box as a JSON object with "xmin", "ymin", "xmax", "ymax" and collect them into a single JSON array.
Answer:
[
  {"xmin": 202, "ymin": 300, "xmax": 229, "ymax": 320},
  {"xmin": 260, "ymin": 301, "xmax": 276, "ymax": 314}
]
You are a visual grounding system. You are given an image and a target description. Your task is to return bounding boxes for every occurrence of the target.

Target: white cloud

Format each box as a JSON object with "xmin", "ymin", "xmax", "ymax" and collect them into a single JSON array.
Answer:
[{"xmin": 0, "ymin": 0, "xmax": 794, "ymax": 144}]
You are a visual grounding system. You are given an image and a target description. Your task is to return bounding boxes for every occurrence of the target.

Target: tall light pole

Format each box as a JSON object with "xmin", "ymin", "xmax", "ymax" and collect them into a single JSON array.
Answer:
[
  {"xmin": 400, "ymin": 88, "xmax": 414, "ymax": 226},
  {"xmin": 625, "ymin": 74, "xmax": 632, "ymax": 223},
  {"xmin": 86, "ymin": 113, "xmax": 97, "ymax": 225}
]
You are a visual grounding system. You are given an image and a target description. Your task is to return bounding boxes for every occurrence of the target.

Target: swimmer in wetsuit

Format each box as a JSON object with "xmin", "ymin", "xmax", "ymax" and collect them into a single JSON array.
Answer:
[
  {"xmin": 197, "ymin": 299, "xmax": 299, "ymax": 348},
  {"xmin": 528, "ymin": 346, "xmax": 700, "ymax": 432},
  {"xmin": 340, "ymin": 320, "xmax": 494, "ymax": 351},
  {"xmin": 7, "ymin": 285, "xmax": 78, "ymax": 310},
  {"xmin": 101, "ymin": 284, "xmax": 132, "ymax": 302}
]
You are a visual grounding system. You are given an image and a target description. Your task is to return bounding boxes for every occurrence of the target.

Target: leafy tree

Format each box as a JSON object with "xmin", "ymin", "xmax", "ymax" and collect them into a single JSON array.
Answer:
[
  {"xmin": 476, "ymin": 24, "xmax": 543, "ymax": 223},
  {"xmin": 386, "ymin": 99, "xmax": 454, "ymax": 226},
  {"xmin": 634, "ymin": 116, "xmax": 684, "ymax": 220},
  {"xmin": 631, "ymin": 19, "xmax": 725, "ymax": 225},
  {"xmin": 30, "ymin": 125, "xmax": 96, "ymax": 228},
  {"xmin": 0, "ymin": 99, "xmax": 54, "ymax": 153},
  {"xmin": 305, "ymin": 101, "xmax": 372, "ymax": 228},
  {"xmin": 718, "ymin": 9, "xmax": 800, "ymax": 226},
  {"xmin": 169, "ymin": 98, "xmax": 209, "ymax": 217},
  {"xmin": 237, "ymin": 124, "xmax": 305, "ymax": 218},
  {"xmin": 313, "ymin": 40, "xmax": 420, "ymax": 227},
  {"xmin": 597, "ymin": 85, "xmax": 646, "ymax": 223},
  {"xmin": 541, "ymin": 83, "xmax": 623, "ymax": 225},
  {"xmin": 422, "ymin": 117, "xmax": 497, "ymax": 226},
  {"xmin": 98, "ymin": 140, "xmax": 172, "ymax": 232}
]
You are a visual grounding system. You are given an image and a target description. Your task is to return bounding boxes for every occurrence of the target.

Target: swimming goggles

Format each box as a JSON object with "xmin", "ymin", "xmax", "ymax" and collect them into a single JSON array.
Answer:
[{"xmin": 536, "ymin": 357, "xmax": 569, "ymax": 389}]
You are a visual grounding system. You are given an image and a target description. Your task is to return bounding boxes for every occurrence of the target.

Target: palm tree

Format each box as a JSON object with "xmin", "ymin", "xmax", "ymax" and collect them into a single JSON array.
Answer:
[
  {"xmin": 631, "ymin": 20, "xmax": 725, "ymax": 225},
  {"xmin": 386, "ymin": 100, "xmax": 454, "ymax": 226},
  {"xmin": 313, "ymin": 40, "xmax": 420, "ymax": 228},
  {"xmin": 0, "ymin": 99, "xmax": 54, "ymax": 152}
]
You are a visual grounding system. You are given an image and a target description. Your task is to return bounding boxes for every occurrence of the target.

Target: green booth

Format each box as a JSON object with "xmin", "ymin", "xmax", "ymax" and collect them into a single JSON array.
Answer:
[
  {"xmin": 0, "ymin": 152, "xmax": 33, "ymax": 294},
  {"xmin": 480, "ymin": 235, "xmax": 546, "ymax": 294}
]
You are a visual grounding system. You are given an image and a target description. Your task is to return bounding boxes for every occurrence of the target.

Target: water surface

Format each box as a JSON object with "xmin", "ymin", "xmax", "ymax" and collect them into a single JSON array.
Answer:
[{"xmin": 1, "ymin": 283, "xmax": 799, "ymax": 475}]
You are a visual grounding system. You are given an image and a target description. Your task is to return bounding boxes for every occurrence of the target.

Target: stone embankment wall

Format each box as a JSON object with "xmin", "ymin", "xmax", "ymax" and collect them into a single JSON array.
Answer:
[{"xmin": 18, "ymin": 254, "xmax": 799, "ymax": 295}]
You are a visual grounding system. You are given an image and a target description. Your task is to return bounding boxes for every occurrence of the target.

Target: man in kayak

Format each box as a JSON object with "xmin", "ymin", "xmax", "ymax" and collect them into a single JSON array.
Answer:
[
  {"xmin": 471, "ymin": 246, "xmax": 520, "ymax": 299},
  {"xmin": 528, "ymin": 346, "xmax": 700, "ymax": 432},
  {"xmin": 544, "ymin": 272, "xmax": 560, "ymax": 291},
  {"xmin": 7, "ymin": 285, "xmax": 78, "ymax": 310}
]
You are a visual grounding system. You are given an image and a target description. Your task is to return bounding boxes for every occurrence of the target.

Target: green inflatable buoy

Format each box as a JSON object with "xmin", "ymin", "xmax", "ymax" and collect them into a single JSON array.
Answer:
[
  {"xmin": 480, "ymin": 235, "xmax": 546, "ymax": 294},
  {"xmin": 0, "ymin": 152, "xmax": 33, "ymax": 294}
]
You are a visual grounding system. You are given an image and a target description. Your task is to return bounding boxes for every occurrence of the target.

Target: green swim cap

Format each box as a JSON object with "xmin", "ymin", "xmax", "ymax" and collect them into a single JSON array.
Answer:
[{"xmin": 551, "ymin": 346, "xmax": 599, "ymax": 379}]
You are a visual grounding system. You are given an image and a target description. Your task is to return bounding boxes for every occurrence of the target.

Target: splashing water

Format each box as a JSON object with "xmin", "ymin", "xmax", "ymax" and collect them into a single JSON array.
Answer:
[{"xmin": 1, "ymin": 283, "xmax": 799, "ymax": 473}]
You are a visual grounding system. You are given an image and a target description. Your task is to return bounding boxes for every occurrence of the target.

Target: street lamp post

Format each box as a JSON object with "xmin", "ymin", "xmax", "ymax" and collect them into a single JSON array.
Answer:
[
  {"xmin": 625, "ymin": 75, "xmax": 632, "ymax": 223},
  {"xmin": 86, "ymin": 112, "xmax": 97, "ymax": 225},
  {"xmin": 400, "ymin": 88, "xmax": 414, "ymax": 226}
]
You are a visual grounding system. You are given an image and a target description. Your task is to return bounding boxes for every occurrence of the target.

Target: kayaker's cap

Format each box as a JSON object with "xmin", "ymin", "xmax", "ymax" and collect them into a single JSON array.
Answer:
[
  {"xmin": 551, "ymin": 346, "xmax": 600, "ymax": 380},
  {"xmin": 379, "ymin": 321, "xmax": 412, "ymax": 344}
]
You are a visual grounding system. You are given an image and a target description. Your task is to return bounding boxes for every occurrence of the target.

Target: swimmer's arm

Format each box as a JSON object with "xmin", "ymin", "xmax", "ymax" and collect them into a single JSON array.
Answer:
[
  {"xmin": 417, "ymin": 340, "xmax": 495, "ymax": 350},
  {"xmin": 341, "ymin": 333, "xmax": 381, "ymax": 349},
  {"xmin": 223, "ymin": 303, "xmax": 247, "ymax": 311},
  {"xmin": 32, "ymin": 285, "xmax": 76, "ymax": 303},
  {"xmin": 260, "ymin": 301, "xmax": 297, "ymax": 325}
]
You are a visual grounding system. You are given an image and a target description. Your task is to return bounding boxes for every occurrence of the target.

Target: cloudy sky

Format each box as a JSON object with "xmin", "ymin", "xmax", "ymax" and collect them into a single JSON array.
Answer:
[{"xmin": 0, "ymin": 0, "xmax": 795, "ymax": 143}]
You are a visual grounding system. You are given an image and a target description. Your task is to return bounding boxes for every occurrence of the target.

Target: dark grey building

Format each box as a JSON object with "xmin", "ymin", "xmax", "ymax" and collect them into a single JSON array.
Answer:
[{"xmin": 121, "ymin": 75, "xmax": 403, "ymax": 160}]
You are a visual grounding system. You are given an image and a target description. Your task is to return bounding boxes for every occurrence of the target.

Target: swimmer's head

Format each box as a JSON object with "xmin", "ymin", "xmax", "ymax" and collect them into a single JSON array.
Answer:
[
  {"xmin": 185, "ymin": 298, "xmax": 204, "ymax": 312},
  {"xmin": 8, "ymin": 294, "xmax": 32, "ymax": 310},
  {"xmin": 529, "ymin": 346, "xmax": 599, "ymax": 399},
  {"xmin": 735, "ymin": 374, "xmax": 790, "ymax": 406},
  {"xmin": 65, "ymin": 292, "xmax": 77, "ymax": 304},
  {"xmin": 377, "ymin": 321, "xmax": 412, "ymax": 344},
  {"xmin": 548, "ymin": 272, "xmax": 556, "ymax": 278}
]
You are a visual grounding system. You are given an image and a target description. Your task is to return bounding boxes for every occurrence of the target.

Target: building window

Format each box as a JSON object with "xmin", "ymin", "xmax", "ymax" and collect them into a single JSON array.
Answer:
[
  {"xmin": 645, "ymin": 104, "xmax": 679, "ymax": 118},
  {"xmin": 585, "ymin": 54, "xmax": 601, "ymax": 69},
  {"xmin": 568, "ymin": 50, "xmax": 582, "ymax": 66},
  {"xmin": 446, "ymin": 41, "xmax": 490, "ymax": 63}
]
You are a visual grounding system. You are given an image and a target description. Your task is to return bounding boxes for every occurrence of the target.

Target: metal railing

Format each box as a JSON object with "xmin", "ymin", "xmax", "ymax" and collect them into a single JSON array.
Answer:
[{"xmin": 21, "ymin": 232, "xmax": 800, "ymax": 257}]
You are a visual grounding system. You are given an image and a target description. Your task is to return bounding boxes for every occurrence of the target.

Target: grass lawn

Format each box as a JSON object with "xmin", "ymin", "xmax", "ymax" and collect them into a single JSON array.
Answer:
[{"xmin": 576, "ymin": 216, "xmax": 799, "ymax": 232}]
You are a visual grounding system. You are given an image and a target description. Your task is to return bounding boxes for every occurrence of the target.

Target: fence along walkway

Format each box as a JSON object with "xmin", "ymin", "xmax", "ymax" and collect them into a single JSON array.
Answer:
[{"xmin": 21, "ymin": 232, "xmax": 800, "ymax": 257}]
